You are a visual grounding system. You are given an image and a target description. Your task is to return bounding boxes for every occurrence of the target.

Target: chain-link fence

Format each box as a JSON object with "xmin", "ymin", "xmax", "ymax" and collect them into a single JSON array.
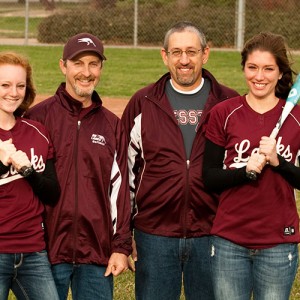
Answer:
[{"xmin": 1, "ymin": 0, "xmax": 300, "ymax": 50}]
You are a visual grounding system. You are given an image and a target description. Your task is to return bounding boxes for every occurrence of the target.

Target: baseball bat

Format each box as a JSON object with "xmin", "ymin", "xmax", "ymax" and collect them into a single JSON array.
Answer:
[{"xmin": 248, "ymin": 74, "xmax": 300, "ymax": 180}]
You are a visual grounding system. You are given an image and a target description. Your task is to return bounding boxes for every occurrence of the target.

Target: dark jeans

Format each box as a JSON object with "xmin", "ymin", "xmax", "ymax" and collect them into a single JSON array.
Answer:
[
  {"xmin": 210, "ymin": 236, "xmax": 298, "ymax": 300},
  {"xmin": 0, "ymin": 250, "xmax": 59, "ymax": 300},
  {"xmin": 134, "ymin": 229, "xmax": 214, "ymax": 300},
  {"xmin": 51, "ymin": 263, "xmax": 113, "ymax": 300}
]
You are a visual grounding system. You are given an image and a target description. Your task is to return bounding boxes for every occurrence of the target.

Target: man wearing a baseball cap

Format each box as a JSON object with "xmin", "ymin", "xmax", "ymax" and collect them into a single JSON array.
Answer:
[{"xmin": 26, "ymin": 33, "xmax": 132, "ymax": 299}]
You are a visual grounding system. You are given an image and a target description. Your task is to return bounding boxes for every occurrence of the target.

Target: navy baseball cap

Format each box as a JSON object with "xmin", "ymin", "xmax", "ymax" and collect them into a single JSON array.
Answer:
[{"xmin": 63, "ymin": 33, "xmax": 106, "ymax": 61}]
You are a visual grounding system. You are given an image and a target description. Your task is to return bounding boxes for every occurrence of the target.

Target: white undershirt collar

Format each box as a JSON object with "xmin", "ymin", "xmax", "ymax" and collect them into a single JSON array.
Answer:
[{"xmin": 170, "ymin": 78, "xmax": 204, "ymax": 95}]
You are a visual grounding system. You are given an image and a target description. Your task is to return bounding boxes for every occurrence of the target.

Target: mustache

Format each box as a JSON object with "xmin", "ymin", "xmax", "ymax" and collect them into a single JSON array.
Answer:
[
  {"xmin": 176, "ymin": 62, "xmax": 193, "ymax": 67},
  {"xmin": 75, "ymin": 75, "xmax": 96, "ymax": 81}
]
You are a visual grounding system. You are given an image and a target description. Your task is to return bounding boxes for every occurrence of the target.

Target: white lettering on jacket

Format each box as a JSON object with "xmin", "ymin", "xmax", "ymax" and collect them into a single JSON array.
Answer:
[{"xmin": 91, "ymin": 134, "xmax": 106, "ymax": 145}]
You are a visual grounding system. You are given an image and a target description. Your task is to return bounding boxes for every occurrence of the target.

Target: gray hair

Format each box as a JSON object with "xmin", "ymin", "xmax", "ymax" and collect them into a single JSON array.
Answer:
[{"xmin": 163, "ymin": 21, "xmax": 207, "ymax": 51}]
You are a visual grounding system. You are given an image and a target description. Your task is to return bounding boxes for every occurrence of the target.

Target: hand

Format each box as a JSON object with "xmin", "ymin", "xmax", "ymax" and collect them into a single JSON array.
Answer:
[
  {"xmin": 9, "ymin": 150, "xmax": 31, "ymax": 172},
  {"xmin": 259, "ymin": 136, "xmax": 279, "ymax": 167},
  {"xmin": 128, "ymin": 236, "xmax": 137, "ymax": 272},
  {"xmin": 246, "ymin": 153, "xmax": 267, "ymax": 174},
  {"xmin": 104, "ymin": 252, "xmax": 129, "ymax": 277},
  {"xmin": 0, "ymin": 138, "xmax": 17, "ymax": 166}
]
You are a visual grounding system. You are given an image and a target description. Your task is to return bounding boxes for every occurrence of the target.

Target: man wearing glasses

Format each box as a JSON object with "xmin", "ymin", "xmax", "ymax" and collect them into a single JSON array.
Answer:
[{"xmin": 122, "ymin": 21, "xmax": 239, "ymax": 299}]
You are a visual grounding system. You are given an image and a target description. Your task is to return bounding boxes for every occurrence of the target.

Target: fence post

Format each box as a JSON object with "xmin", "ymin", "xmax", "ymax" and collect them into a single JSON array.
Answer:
[
  {"xmin": 25, "ymin": 0, "xmax": 29, "ymax": 45},
  {"xmin": 235, "ymin": 0, "xmax": 245, "ymax": 51},
  {"xmin": 133, "ymin": 0, "xmax": 138, "ymax": 47}
]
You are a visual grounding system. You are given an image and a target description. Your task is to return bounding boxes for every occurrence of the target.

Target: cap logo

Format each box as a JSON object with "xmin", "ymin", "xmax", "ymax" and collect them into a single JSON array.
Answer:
[{"xmin": 77, "ymin": 37, "xmax": 96, "ymax": 47}]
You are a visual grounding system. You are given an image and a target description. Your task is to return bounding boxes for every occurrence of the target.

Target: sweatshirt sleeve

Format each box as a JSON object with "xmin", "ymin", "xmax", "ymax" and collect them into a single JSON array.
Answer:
[
  {"xmin": 203, "ymin": 139, "xmax": 300, "ymax": 192},
  {"xmin": 271, "ymin": 155, "xmax": 300, "ymax": 190},
  {"xmin": 0, "ymin": 161, "xmax": 10, "ymax": 176},
  {"xmin": 203, "ymin": 138, "xmax": 251, "ymax": 193},
  {"xmin": 25, "ymin": 158, "xmax": 61, "ymax": 206}
]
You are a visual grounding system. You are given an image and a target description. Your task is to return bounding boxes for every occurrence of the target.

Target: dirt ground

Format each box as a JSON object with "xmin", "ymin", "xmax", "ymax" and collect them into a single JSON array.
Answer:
[{"xmin": 34, "ymin": 95, "xmax": 129, "ymax": 118}]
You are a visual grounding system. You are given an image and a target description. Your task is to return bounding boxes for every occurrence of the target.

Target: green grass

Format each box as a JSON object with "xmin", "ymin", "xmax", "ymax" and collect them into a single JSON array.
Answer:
[
  {"xmin": 1, "ymin": 45, "xmax": 300, "ymax": 99},
  {"xmin": 0, "ymin": 17, "xmax": 41, "ymax": 38},
  {"xmin": 2, "ymin": 46, "xmax": 300, "ymax": 299}
]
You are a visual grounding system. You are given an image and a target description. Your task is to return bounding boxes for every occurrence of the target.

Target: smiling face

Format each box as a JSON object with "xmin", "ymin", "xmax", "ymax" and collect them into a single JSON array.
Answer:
[
  {"xmin": 60, "ymin": 51, "xmax": 102, "ymax": 107},
  {"xmin": 0, "ymin": 64, "xmax": 26, "ymax": 117},
  {"xmin": 244, "ymin": 50, "xmax": 282, "ymax": 101},
  {"xmin": 161, "ymin": 30, "xmax": 209, "ymax": 92}
]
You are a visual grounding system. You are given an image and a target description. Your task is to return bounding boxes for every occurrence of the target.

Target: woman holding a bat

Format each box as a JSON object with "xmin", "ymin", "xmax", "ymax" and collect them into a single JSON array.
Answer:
[
  {"xmin": 203, "ymin": 32, "xmax": 300, "ymax": 299},
  {"xmin": 0, "ymin": 52, "xmax": 60, "ymax": 299}
]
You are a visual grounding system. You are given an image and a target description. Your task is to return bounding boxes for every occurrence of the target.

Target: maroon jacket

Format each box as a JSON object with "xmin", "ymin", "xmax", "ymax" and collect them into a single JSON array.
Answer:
[
  {"xmin": 121, "ymin": 70, "xmax": 239, "ymax": 238},
  {"xmin": 26, "ymin": 83, "xmax": 132, "ymax": 265}
]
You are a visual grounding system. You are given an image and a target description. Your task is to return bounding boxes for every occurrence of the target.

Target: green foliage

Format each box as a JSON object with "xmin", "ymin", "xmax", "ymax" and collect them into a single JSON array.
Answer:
[
  {"xmin": 36, "ymin": 1, "xmax": 237, "ymax": 47},
  {"xmin": 37, "ymin": 5, "xmax": 134, "ymax": 44},
  {"xmin": 2, "ymin": 1, "xmax": 300, "ymax": 49},
  {"xmin": 35, "ymin": 1, "xmax": 300, "ymax": 49},
  {"xmin": 244, "ymin": 3, "xmax": 300, "ymax": 49},
  {"xmin": 37, "ymin": 10, "xmax": 112, "ymax": 44}
]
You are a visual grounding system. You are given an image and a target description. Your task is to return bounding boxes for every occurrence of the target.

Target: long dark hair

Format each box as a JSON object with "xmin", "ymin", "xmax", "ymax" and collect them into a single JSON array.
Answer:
[{"xmin": 241, "ymin": 32, "xmax": 296, "ymax": 99}]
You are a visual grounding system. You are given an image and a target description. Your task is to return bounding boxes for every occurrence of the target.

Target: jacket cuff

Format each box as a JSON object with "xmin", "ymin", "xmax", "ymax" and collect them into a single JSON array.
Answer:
[{"xmin": 112, "ymin": 235, "xmax": 132, "ymax": 256}]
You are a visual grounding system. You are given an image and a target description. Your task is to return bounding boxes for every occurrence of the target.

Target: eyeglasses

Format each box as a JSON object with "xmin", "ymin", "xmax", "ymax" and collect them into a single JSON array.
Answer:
[{"xmin": 166, "ymin": 49, "xmax": 202, "ymax": 57}]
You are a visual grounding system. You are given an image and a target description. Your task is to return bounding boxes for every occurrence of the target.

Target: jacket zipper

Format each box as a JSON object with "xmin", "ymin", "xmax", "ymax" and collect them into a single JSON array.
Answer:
[
  {"xmin": 145, "ymin": 96, "xmax": 192, "ymax": 237},
  {"xmin": 72, "ymin": 120, "xmax": 81, "ymax": 263},
  {"xmin": 183, "ymin": 159, "xmax": 190, "ymax": 238}
]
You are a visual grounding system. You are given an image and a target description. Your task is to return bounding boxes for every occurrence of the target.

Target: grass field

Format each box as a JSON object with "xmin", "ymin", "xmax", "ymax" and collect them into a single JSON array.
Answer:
[
  {"xmin": 2, "ymin": 45, "xmax": 300, "ymax": 299},
  {"xmin": 0, "ymin": 44, "xmax": 299, "ymax": 99},
  {"xmin": 0, "ymin": 45, "xmax": 300, "ymax": 97},
  {"xmin": 0, "ymin": 17, "xmax": 41, "ymax": 38}
]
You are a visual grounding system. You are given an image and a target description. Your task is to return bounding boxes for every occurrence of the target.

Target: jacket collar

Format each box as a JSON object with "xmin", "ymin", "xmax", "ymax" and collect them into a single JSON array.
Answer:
[
  {"xmin": 149, "ymin": 69, "xmax": 228, "ymax": 102},
  {"xmin": 57, "ymin": 83, "xmax": 102, "ymax": 114}
]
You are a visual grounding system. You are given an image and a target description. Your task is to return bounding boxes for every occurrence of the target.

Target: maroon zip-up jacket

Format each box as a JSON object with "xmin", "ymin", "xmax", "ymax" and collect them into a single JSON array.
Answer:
[
  {"xmin": 121, "ymin": 70, "xmax": 239, "ymax": 238},
  {"xmin": 26, "ymin": 83, "xmax": 132, "ymax": 265}
]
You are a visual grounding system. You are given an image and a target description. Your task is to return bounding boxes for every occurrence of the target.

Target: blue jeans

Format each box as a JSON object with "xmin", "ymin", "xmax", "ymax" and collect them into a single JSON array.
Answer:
[
  {"xmin": 0, "ymin": 250, "xmax": 59, "ymax": 300},
  {"xmin": 134, "ymin": 229, "xmax": 214, "ymax": 300},
  {"xmin": 51, "ymin": 263, "xmax": 113, "ymax": 300},
  {"xmin": 210, "ymin": 236, "xmax": 298, "ymax": 300}
]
